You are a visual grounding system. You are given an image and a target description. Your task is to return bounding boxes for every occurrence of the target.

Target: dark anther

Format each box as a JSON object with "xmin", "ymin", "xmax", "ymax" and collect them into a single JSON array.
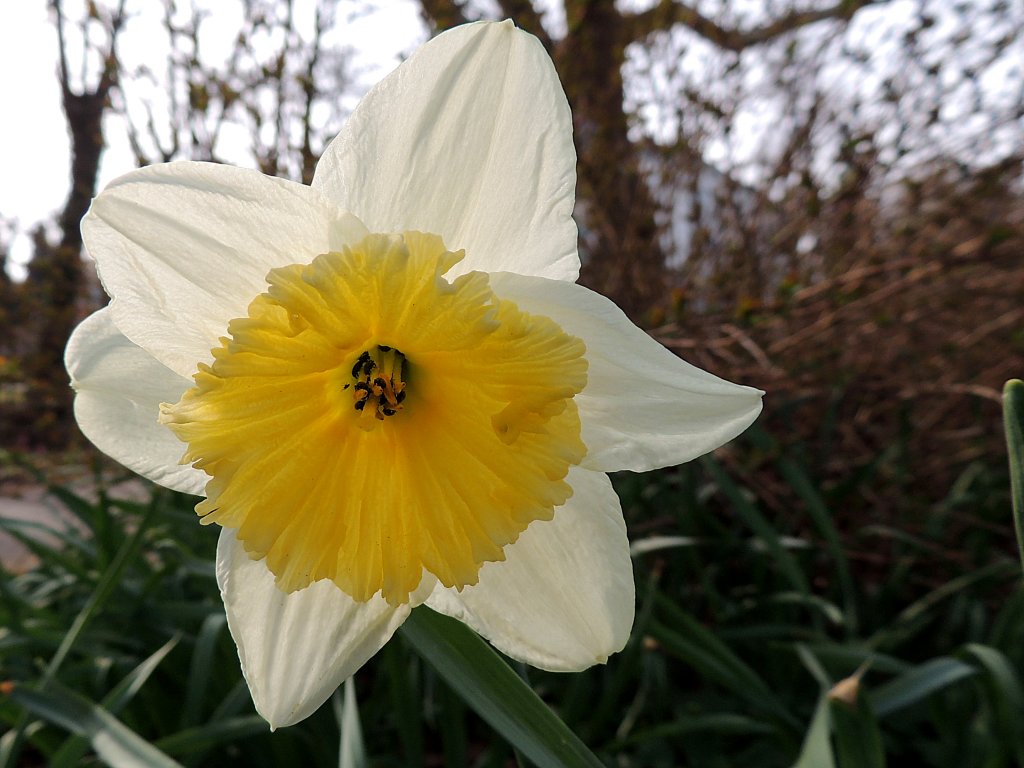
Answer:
[
  {"xmin": 351, "ymin": 351, "xmax": 373, "ymax": 378},
  {"xmin": 348, "ymin": 346, "xmax": 406, "ymax": 419}
]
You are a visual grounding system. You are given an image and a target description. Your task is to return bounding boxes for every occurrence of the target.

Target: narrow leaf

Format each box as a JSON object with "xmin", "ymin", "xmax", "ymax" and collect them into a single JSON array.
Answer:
[
  {"xmin": 960, "ymin": 643, "xmax": 1024, "ymax": 759},
  {"xmin": 381, "ymin": 641, "xmax": 424, "ymax": 765},
  {"xmin": 651, "ymin": 595, "xmax": 800, "ymax": 731},
  {"xmin": 334, "ymin": 679, "xmax": 367, "ymax": 768},
  {"xmin": 153, "ymin": 717, "xmax": 267, "ymax": 755},
  {"xmin": 400, "ymin": 607, "xmax": 604, "ymax": 768},
  {"xmin": 790, "ymin": 694, "xmax": 835, "ymax": 768},
  {"xmin": 702, "ymin": 455, "xmax": 810, "ymax": 596},
  {"xmin": 1004, "ymin": 379, "xmax": 1024, "ymax": 570},
  {"xmin": 830, "ymin": 695, "xmax": 886, "ymax": 768},
  {"xmin": 5, "ymin": 682, "xmax": 183, "ymax": 768},
  {"xmin": 870, "ymin": 657, "xmax": 977, "ymax": 717},
  {"xmin": 181, "ymin": 613, "xmax": 226, "ymax": 728},
  {"xmin": 50, "ymin": 635, "xmax": 180, "ymax": 768},
  {"xmin": 778, "ymin": 456, "xmax": 859, "ymax": 633}
]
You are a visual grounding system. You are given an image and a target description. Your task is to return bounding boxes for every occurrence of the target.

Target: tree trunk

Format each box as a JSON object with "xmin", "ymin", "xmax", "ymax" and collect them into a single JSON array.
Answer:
[
  {"xmin": 24, "ymin": 84, "xmax": 109, "ymax": 447},
  {"xmin": 557, "ymin": 0, "xmax": 667, "ymax": 319}
]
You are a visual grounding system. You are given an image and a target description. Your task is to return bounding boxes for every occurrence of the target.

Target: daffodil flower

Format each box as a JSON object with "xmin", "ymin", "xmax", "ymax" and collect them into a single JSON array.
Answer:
[{"xmin": 65, "ymin": 20, "xmax": 762, "ymax": 728}]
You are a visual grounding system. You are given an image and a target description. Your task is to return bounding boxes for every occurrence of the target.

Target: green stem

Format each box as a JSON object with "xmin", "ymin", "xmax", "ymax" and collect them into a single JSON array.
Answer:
[{"xmin": 1003, "ymin": 379, "xmax": 1024, "ymax": 572}]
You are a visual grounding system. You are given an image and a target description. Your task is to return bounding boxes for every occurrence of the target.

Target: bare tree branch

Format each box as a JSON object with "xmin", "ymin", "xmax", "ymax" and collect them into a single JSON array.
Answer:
[
  {"xmin": 624, "ymin": 0, "xmax": 889, "ymax": 50},
  {"xmin": 418, "ymin": 0, "xmax": 468, "ymax": 32},
  {"xmin": 298, "ymin": 0, "xmax": 330, "ymax": 183}
]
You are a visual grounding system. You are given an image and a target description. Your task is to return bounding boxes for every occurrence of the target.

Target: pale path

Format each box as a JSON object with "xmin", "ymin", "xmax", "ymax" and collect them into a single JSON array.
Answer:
[{"xmin": 0, "ymin": 477, "xmax": 151, "ymax": 572}]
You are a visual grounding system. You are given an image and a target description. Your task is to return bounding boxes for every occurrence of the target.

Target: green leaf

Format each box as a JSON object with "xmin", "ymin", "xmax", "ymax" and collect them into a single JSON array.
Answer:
[
  {"xmin": 777, "ymin": 456, "xmax": 859, "ymax": 634},
  {"xmin": 5, "ymin": 682, "xmax": 183, "ymax": 768},
  {"xmin": 611, "ymin": 714, "xmax": 774, "ymax": 748},
  {"xmin": 960, "ymin": 643, "xmax": 1024, "ymax": 760},
  {"xmin": 153, "ymin": 717, "xmax": 267, "ymax": 756},
  {"xmin": 400, "ymin": 607, "xmax": 604, "ymax": 768},
  {"xmin": 334, "ymin": 679, "xmax": 367, "ymax": 768},
  {"xmin": 382, "ymin": 641, "xmax": 424, "ymax": 765},
  {"xmin": 830, "ymin": 695, "xmax": 886, "ymax": 768},
  {"xmin": 702, "ymin": 455, "xmax": 810, "ymax": 597},
  {"xmin": 104, "ymin": 635, "xmax": 181, "ymax": 713},
  {"xmin": 961, "ymin": 643, "xmax": 1024, "ymax": 714},
  {"xmin": 180, "ymin": 613, "xmax": 227, "ymax": 728},
  {"xmin": 1, "ymin": 494, "xmax": 162, "ymax": 768},
  {"xmin": 44, "ymin": 496, "xmax": 160, "ymax": 682},
  {"xmin": 794, "ymin": 644, "xmax": 831, "ymax": 688},
  {"xmin": 870, "ymin": 657, "xmax": 977, "ymax": 717},
  {"xmin": 1004, "ymin": 379, "xmax": 1024, "ymax": 571},
  {"xmin": 436, "ymin": 672, "xmax": 470, "ymax": 768},
  {"xmin": 790, "ymin": 694, "xmax": 835, "ymax": 768},
  {"xmin": 651, "ymin": 595, "xmax": 800, "ymax": 731},
  {"xmin": 868, "ymin": 560, "xmax": 1018, "ymax": 649},
  {"xmin": 49, "ymin": 635, "xmax": 180, "ymax": 768}
]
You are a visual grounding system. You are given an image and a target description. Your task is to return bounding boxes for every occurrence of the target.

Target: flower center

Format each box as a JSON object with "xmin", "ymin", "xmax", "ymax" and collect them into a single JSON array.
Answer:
[
  {"xmin": 160, "ymin": 232, "xmax": 587, "ymax": 605},
  {"xmin": 347, "ymin": 345, "xmax": 407, "ymax": 428}
]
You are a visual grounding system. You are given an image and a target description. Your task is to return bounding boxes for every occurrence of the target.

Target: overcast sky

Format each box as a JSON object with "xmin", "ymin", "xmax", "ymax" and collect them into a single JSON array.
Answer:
[
  {"xmin": 0, "ymin": 0, "xmax": 427, "ymax": 279},
  {"xmin": 3, "ymin": 1, "xmax": 1019, "ymax": 279}
]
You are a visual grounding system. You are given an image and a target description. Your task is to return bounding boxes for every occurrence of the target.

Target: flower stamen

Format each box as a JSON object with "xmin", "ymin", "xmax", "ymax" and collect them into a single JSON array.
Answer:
[{"xmin": 347, "ymin": 346, "xmax": 407, "ymax": 429}]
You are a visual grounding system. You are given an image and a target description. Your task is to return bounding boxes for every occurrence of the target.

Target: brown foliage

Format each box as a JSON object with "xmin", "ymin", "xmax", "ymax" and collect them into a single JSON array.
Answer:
[{"xmin": 660, "ymin": 156, "xmax": 1024, "ymax": 530}]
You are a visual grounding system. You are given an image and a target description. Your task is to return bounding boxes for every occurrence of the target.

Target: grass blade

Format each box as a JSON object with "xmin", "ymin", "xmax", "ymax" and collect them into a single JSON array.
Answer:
[
  {"xmin": 180, "ymin": 612, "xmax": 227, "ymax": 728},
  {"xmin": 4, "ymin": 681, "xmax": 183, "ymax": 768},
  {"xmin": 702, "ymin": 455, "xmax": 809, "ymax": 597},
  {"xmin": 334, "ymin": 679, "xmax": 367, "ymax": 768},
  {"xmin": 960, "ymin": 643, "xmax": 1024, "ymax": 761},
  {"xmin": 44, "ymin": 495, "xmax": 160, "ymax": 682},
  {"xmin": 870, "ymin": 657, "xmax": 977, "ymax": 717},
  {"xmin": 610, "ymin": 713, "xmax": 775, "ymax": 748},
  {"xmin": 382, "ymin": 640, "xmax": 424, "ymax": 765},
  {"xmin": 777, "ymin": 457, "xmax": 859, "ymax": 633},
  {"xmin": 152, "ymin": 716, "xmax": 268, "ymax": 756},
  {"xmin": 49, "ymin": 635, "xmax": 180, "ymax": 768},
  {"xmin": 790, "ymin": 694, "xmax": 835, "ymax": 768},
  {"xmin": 830, "ymin": 694, "xmax": 886, "ymax": 768},
  {"xmin": 652, "ymin": 595, "xmax": 801, "ymax": 731},
  {"xmin": 400, "ymin": 607, "xmax": 604, "ymax": 768},
  {"xmin": 1004, "ymin": 379, "xmax": 1024, "ymax": 570},
  {"xmin": 1, "ymin": 492, "xmax": 162, "ymax": 767}
]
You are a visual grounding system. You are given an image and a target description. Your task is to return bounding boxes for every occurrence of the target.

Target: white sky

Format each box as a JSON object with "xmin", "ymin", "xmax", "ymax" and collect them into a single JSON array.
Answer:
[
  {"xmin": 2, "ymin": 1, "xmax": 1019, "ymax": 278},
  {"xmin": 1, "ymin": 2, "xmax": 69, "ymax": 272},
  {"xmin": 0, "ymin": 0, "xmax": 427, "ymax": 279}
]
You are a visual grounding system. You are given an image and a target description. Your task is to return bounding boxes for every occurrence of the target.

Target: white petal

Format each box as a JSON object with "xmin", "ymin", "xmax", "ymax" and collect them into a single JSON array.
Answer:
[
  {"xmin": 83, "ymin": 161, "xmax": 368, "ymax": 377},
  {"xmin": 426, "ymin": 467, "xmax": 633, "ymax": 672},
  {"xmin": 313, "ymin": 20, "xmax": 578, "ymax": 282},
  {"xmin": 65, "ymin": 308, "xmax": 205, "ymax": 495},
  {"xmin": 217, "ymin": 529, "xmax": 416, "ymax": 729},
  {"xmin": 489, "ymin": 272, "xmax": 764, "ymax": 472}
]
